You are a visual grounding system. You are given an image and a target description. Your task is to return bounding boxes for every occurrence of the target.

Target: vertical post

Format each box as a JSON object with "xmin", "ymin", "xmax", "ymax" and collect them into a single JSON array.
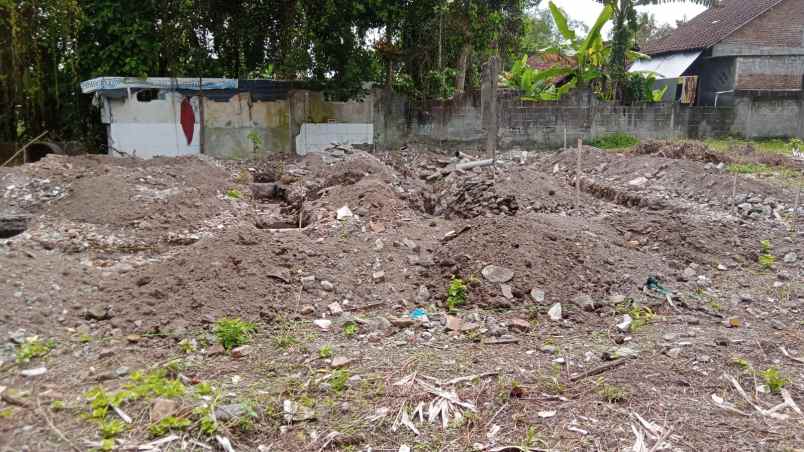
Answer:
[
  {"xmin": 486, "ymin": 49, "xmax": 498, "ymax": 162},
  {"xmin": 288, "ymin": 90, "xmax": 294, "ymax": 155},
  {"xmin": 731, "ymin": 173, "xmax": 738, "ymax": 214},
  {"xmin": 794, "ymin": 184, "xmax": 801, "ymax": 223},
  {"xmin": 198, "ymin": 77, "xmax": 205, "ymax": 155},
  {"xmin": 576, "ymin": 138, "xmax": 582, "ymax": 208},
  {"xmin": 563, "ymin": 126, "xmax": 567, "ymax": 150}
]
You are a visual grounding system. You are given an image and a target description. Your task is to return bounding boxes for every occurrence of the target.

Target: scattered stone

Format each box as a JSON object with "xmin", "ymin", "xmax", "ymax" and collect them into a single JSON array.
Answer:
[
  {"xmin": 390, "ymin": 317, "xmax": 415, "ymax": 328},
  {"xmin": 446, "ymin": 316, "xmax": 463, "ymax": 332},
  {"xmin": 84, "ymin": 305, "xmax": 111, "ymax": 321},
  {"xmin": 698, "ymin": 355, "xmax": 711, "ymax": 363},
  {"xmin": 416, "ymin": 285, "xmax": 430, "ymax": 303},
  {"xmin": 738, "ymin": 293, "xmax": 753, "ymax": 303},
  {"xmin": 572, "ymin": 294, "xmax": 595, "ymax": 312},
  {"xmin": 301, "ymin": 276, "xmax": 316, "ymax": 289},
  {"xmin": 372, "ymin": 271, "xmax": 385, "ymax": 282},
  {"xmin": 501, "ymin": 284, "xmax": 514, "ymax": 300},
  {"xmin": 313, "ymin": 319, "xmax": 332, "ymax": 331},
  {"xmin": 628, "ymin": 176, "xmax": 648, "ymax": 187},
  {"xmin": 717, "ymin": 264, "xmax": 728, "ymax": 271},
  {"xmin": 99, "ymin": 348, "xmax": 115, "ymax": 359},
  {"xmin": 369, "ymin": 222, "xmax": 386, "ymax": 233},
  {"xmin": 548, "ymin": 303, "xmax": 562, "ymax": 321},
  {"xmin": 283, "ymin": 400, "xmax": 315, "ymax": 422},
  {"xmin": 215, "ymin": 404, "xmax": 245, "ymax": 422},
  {"xmin": 541, "ymin": 345, "xmax": 558, "ymax": 354},
  {"xmin": 665, "ymin": 347, "xmax": 682, "ymax": 359},
  {"xmin": 402, "ymin": 239, "xmax": 419, "ymax": 251},
  {"xmin": 481, "ymin": 265, "xmax": 514, "ymax": 283},
  {"xmin": 114, "ymin": 367, "xmax": 130, "ymax": 377},
  {"xmin": 20, "ymin": 367, "xmax": 47, "ymax": 377},
  {"xmin": 331, "ymin": 356, "xmax": 352, "ymax": 369},
  {"xmin": 374, "ymin": 239, "xmax": 384, "ymax": 251},
  {"xmin": 336, "ymin": 206, "xmax": 353, "ymax": 220},
  {"xmin": 207, "ymin": 344, "xmax": 226, "ymax": 356},
  {"xmin": 783, "ymin": 253, "xmax": 797, "ymax": 264},
  {"xmin": 301, "ymin": 305, "xmax": 315, "ymax": 315},
  {"xmin": 328, "ymin": 302, "xmax": 343, "ymax": 316},
  {"xmin": 771, "ymin": 320, "xmax": 786, "ymax": 330},
  {"xmin": 530, "ymin": 288, "xmax": 545, "ymax": 303},
  {"xmin": 616, "ymin": 315, "xmax": 632, "ymax": 332},
  {"xmin": 150, "ymin": 398, "xmax": 178, "ymax": 422},
  {"xmin": 682, "ymin": 267, "xmax": 697, "ymax": 279},
  {"xmin": 9, "ymin": 330, "xmax": 26, "ymax": 345},
  {"xmin": 321, "ymin": 280, "xmax": 334, "ymax": 292},
  {"xmin": 231, "ymin": 345, "xmax": 253, "ymax": 358},
  {"xmin": 714, "ymin": 337, "xmax": 729, "ymax": 347},
  {"xmin": 508, "ymin": 318, "xmax": 531, "ymax": 332},
  {"xmin": 603, "ymin": 346, "xmax": 639, "ymax": 361}
]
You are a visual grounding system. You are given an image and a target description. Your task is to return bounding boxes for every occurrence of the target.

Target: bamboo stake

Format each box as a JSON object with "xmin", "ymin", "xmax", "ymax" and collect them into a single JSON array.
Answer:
[
  {"xmin": 1, "ymin": 131, "xmax": 48, "ymax": 167},
  {"xmin": 576, "ymin": 138, "xmax": 582, "ymax": 208}
]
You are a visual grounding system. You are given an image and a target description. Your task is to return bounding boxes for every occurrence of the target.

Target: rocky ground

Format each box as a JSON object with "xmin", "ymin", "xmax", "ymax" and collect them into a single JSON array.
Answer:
[{"xmin": 0, "ymin": 141, "xmax": 802, "ymax": 452}]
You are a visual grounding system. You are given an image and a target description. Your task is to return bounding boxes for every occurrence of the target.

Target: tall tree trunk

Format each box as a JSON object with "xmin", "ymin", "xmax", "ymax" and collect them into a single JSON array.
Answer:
[{"xmin": 454, "ymin": 43, "xmax": 471, "ymax": 94}]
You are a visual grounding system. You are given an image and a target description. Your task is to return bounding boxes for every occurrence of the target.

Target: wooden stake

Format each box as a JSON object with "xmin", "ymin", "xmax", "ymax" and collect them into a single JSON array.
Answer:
[
  {"xmin": 1, "ymin": 131, "xmax": 48, "ymax": 167},
  {"xmin": 731, "ymin": 172, "xmax": 738, "ymax": 214},
  {"xmin": 564, "ymin": 126, "xmax": 567, "ymax": 150},
  {"xmin": 576, "ymin": 138, "xmax": 582, "ymax": 208},
  {"xmin": 794, "ymin": 184, "xmax": 801, "ymax": 223}
]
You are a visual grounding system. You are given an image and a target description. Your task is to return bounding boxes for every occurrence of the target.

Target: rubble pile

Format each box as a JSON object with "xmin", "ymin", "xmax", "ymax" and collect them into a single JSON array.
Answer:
[
  {"xmin": 423, "ymin": 171, "xmax": 519, "ymax": 219},
  {"xmin": 632, "ymin": 140, "xmax": 727, "ymax": 163}
]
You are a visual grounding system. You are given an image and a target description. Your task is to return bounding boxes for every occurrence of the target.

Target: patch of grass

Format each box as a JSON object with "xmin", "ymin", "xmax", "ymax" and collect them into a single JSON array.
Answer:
[
  {"xmin": 15, "ymin": 337, "xmax": 56, "ymax": 363},
  {"xmin": 760, "ymin": 367, "xmax": 789, "ymax": 394},
  {"xmin": 728, "ymin": 162, "xmax": 774, "ymax": 174},
  {"xmin": 598, "ymin": 382, "xmax": 628, "ymax": 403},
  {"xmin": 318, "ymin": 345, "xmax": 334, "ymax": 359},
  {"xmin": 589, "ymin": 132, "xmax": 639, "ymax": 150},
  {"xmin": 148, "ymin": 416, "xmax": 192, "ymax": 437},
  {"xmin": 759, "ymin": 240, "xmax": 776, "ymax": 270},
  {"xmin": 273, "ymin": 332, "xmax": 299, "ymax": 350},
  {"xmin": 214, "ymin": 318, "xmax": 256, "ymax": 350},
  {"xmin": 195, "ymin": 381, "xmax": 214, "ymax": 397},
  {"xmin": 98, "ymin": 439, "xmax": 115, "ymax": 451},
  {"xmin": 226, "ymin": 188, "xmax": 242, "ymax": 199},
  {"xmin": 98, "ymin": 418, "xmax": 126, "ymax": 438},
  {"xmin": 50, "ymin": 400, "xmax": 66, "ymax": 411},
  {"xmin": 343, "ymin": 322, "xmax": 358, "ymax": 337},
  {"xmin": 178, "ymin": 338, "xmax": 196, "ymax": 354},
  {"xmin": 731, "ymin": 356, "xmax": 752, "ymax": 372},
  {"xmin": 521, "ymin": 425, "xmax": 545, "ymax": 449},
  {"xmin": 705, "ymin": 137, "xmax": 791, "ymax": 155},
  {"xmin": 330, "ymin": 369, "xmax": 350, "ymax": 392},
  {"xmin": 446, "ymin": 277, "xmax": 467, "ymax": 312},
  {"xmin": 627, "ymin": 306, "xmax": 655, "ymax": 332}
]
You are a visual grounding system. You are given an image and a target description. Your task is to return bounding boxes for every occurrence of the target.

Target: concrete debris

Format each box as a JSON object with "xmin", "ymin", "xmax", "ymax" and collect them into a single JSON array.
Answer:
[
  {"xmin": 548, "ymin": 303, "xmax": 562, "ymax": 321},
  {"xmin": 336, "ymin": 206, "xmax": 354, "ymax": 220},
  {"xmin": 331, "ymin": 356, "xmax": 352, "ymax": 369},
  {"xmin": 20, "ymin": 367, "xmax": 47, "ymax": 377},
  {"xmin": 314, "ymin": 319, "xmax": 332, "ymax": 331},
  {"xmin": 481, "ymin": 265, "xmax": 514, "ymax": 283},
  {"xmin": 530, "ymin": 288, "xmax": 545, "ymax": 303}
]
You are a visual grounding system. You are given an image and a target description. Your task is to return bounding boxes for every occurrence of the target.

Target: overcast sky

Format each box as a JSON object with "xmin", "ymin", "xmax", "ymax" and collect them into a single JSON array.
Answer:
[{"xmin": 539, "ymin": 0, "xmax": 707, "ymax": 30}]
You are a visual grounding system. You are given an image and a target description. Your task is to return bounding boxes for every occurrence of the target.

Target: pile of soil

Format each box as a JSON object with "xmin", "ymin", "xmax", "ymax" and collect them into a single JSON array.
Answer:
[
  {"xmin": 420, "ymin": 170, "xmax": 519, "ymax": 219},
  {"xmin": 632, "ymin": 140, "xmax": 727, "ymax": 163}
]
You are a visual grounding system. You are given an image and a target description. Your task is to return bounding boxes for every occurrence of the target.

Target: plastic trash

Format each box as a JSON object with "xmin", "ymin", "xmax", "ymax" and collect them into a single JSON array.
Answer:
[
  {"xmin": 645, "ymin": 276, "xmax": 670, "ymax": 295},
  {"xmin": 409, "ymin": 308, "xmax": 428, "ymax": 320}
]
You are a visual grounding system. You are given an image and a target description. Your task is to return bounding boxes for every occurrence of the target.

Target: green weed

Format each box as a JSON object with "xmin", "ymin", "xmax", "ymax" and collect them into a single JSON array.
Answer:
[
  {"xmin": 319, "ymin": 345, "xmax": 334, "ymax": 359},
  {"xmin": 589, "ymin": 132, "xmax": 639, "ymax": 149},
  {"xmin": 760, "ymin": 367, "xmax": 789, "ymax": 394},
  {"xmin": 148, "ymin": 416, "xmax": 192, "ymax": 437},
  {"xmin": 759, "ymin": 240, "xmax": 775, "ymax": 270},
  {"xmin": 446, "ymin": 277, "xmax": 467, "ymax": 312},
  {"xmin": 16, "ymin": 337, "xmax": 56, "ymax": 363},
  {"xmin": 343, "ymin": 322, "xmax": 358, "ymax": 337},
  {"xmin": 330, "ymin": 369, "xmax": 350, "ymax": 392},
  {"xmin": 195, "ymin": 381, "xmax": 214, "ymax": 397},
  {"xmin": 597, "ymin": 382, "xmax": 628, "ymax": 403},
  {"xmin": 98, "ymin": 418, "xmax": 126, "ymax": 438},
  {"xmin": 214, "ymin": 318, "xmax": 256, "ymax": 350},
  {"xmin": 226, "ymin": 189, "xmax": 242, "ymax": 199}
]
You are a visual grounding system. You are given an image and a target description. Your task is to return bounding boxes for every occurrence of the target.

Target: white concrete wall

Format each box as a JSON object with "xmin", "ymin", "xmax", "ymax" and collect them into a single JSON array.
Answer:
[
  {"xmin": 295, "ymin": 123, "xmax": 374, "ymax": 155},
  {"xmin": 107, "ymin": 92, "xmax": 200, "ymax": 159}
]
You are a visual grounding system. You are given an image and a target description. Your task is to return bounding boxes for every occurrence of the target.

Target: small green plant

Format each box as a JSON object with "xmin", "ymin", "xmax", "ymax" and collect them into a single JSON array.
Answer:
[
  {"xmin": 598, "ymin": 382, "xmax": 628, "ymax": 403},
  {"xmin": 50, "ymin": 400, "xmax": 66, "ymax": 411},
  {"xmin": 759, "ymin": 240, "xmax": 775, "ymax": 270},
  {"xmin": 330, "ymin": 369, "xmax": 350, "ymax": 392},
  {"xmin": 247, "ymin": 130, "xmax": 263, "ymax": 154},
  {"xmin": 148, "ymin": 416, "xmax": 192, "ymax": 437},
  {"xmin": 213, "ymin": 318, "xmax": 256, "ymax": 351},
  {"xmin": 193, "ymin": 389, "xmax": 222, "ymax": 436},
  {"xmin": 273, "ymin": 332, "xmax": 299, "ymax": 350},
  {"xmin": 760, "ymin": 367, "xmax": 789, "ymax": 394},
  {"xmin": 728, "ymin": 163, "xmax": 773, "ymax": 174},
  {"xmin": 788, "ymin": 137, "xmax": 802, "ymax": 152},
  {"xmin": 628, "ymin": 305, "xmax": 655, "ymax": 332},
  {"xmin": 319, "ymin": 345, "xmax": 334, "ymax": 359},
  {"xmin": 16, "ymin": 337, "xmax": 56, "ymax": 363},
  {"xmin": 98, "ymin": 438, "xmax": 115, "ymax": 451},
  {"xmin": 589, "ymin": 132, "xmax": 639, "ymax": 150},
  {"xmin": 521, "ymin": 425, "xmax": 544, "ymax": 449},
  {"xmin": 178, "ymin": 338, "xmax": 196, "ymax": 354},
  {"xmin": 446, "ymin": 277, "xmax": 468, "ymax": 312},
  {"xmin": 195, "ymin": 381, "xmax": 214, "ymax": 397},
  {"xmin": 98, "ymin": 418, "xmax": 127, "ymax": 439},
  {"xmin": 226, "ymin": 188, "xmax": 242, "ymax": 199},
  {"xmin": 343, "ymin": 322, "xmax": 358, "ymax": 337},
  {"xmin": 731, "ymin": 356, "xmax": 752, "ymax": 371}
]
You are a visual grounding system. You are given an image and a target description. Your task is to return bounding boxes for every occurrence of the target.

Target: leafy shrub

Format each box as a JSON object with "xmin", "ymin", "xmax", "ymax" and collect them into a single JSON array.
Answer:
[
  {"xmin": 16, "ymin": 337, "xmax": 56, "ymax": 363},
  {"xmin": 760, "ymin": 367, "xmax": 788, "ymax": 394},
  {"xmin": 447, "ymin": 277, "xmax": 467, "ymax": 312},
  {"xmin": 589, "ymin": 132, "xmax": 639, "ymax": 149},
  {"xmin": 214, "ymin": 318, "xmax": 256, "ymax": 350}
]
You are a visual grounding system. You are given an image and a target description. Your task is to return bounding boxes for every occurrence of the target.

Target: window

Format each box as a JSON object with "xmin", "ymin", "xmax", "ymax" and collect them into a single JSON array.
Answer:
[{"xmin": 136, "ymin": 89, "xmax": 160, "ymax": 102}]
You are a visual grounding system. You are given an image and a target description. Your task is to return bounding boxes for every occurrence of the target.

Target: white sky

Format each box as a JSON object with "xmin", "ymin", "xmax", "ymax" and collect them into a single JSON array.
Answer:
[{"xmin": 540, "ymin": 0, "xmax": 707, "ymax": 31}]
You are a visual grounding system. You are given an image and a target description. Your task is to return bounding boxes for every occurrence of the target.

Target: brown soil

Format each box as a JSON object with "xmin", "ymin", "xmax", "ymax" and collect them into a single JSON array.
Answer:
[{"xmin": 0, "ymin": 141, "xmax": 802, "ymax": 452}]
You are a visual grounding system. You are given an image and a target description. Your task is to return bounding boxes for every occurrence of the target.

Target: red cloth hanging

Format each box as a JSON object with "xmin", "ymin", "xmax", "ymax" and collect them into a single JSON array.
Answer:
[{"xmin": 180, "ymin": 97, "xmax": 195, "ymax": 145}]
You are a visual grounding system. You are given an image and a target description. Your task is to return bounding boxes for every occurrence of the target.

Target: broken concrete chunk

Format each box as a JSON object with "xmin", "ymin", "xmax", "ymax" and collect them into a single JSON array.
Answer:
[
  {"xmin": 548, "ymin": 303, "xmax": 562, "ymax": 321},
  {"xmin": 328, "ymin": 302, "xmax": 343, "ymax": 316},
  {"xmin": 301, "ymin": 275, "xmax": 316, "ymax": 289},
  {"xmin": 313, "ymin": 319, "xmax": 332, "ymax": 331},
  {"xmin": 336, "ymin": 206, "xmax": 353, "ymax": 220},
  {"xmin": 402, "ymin": 238, "xmax": 419, "ymax": 251},
  {"xmin": 446, "ymin": 316, "xmax": 463, "ymax": 332},
  {"xmin": 331, "ymin": 356, "xmax": 352, "ymax": 369},
  {"xmin": 628, "ymin": 176, "xmax": 648, "ymax": 187},
  {"xmin": 416, "ymin": 285, "xmax": 430, "ymax": 303},
  {"xmin": 508, "ymin": 318, "xmax": 530, "ymax": 332},
  {"xmin": 215, "ymin": 403, "xmax": 246, "ymax": 421},
  {"xmin": 372, "ymin": 271, "xmax": 386, "ymax": 282},
  {"xmin": 530, "ymin": 288, "xmax": 545, "ymax": 303},
  {"xmin": 572, "ymin": 294, "xmax": 595, "ymax": 312},
  {"xmin": 20, "ymin": 367, "xmax": 47, "ymax": 378},
  {"xmin": 501, "ymin": 284, "xmax": 514, "ymax": 300},
  {"xmin": 616, "ymin": 315, "xmax": 633, "ymax": 332},
  {"xmin": 283, "ymin": 400, "xmax": 315, "ymax": 422},
  {"xmin": 85, "ymin": 305, "xmax": 111, "ymax": 321},
  {"xmin": 150, "ymin": 398, "xmax": 178, "ymax": 422},
  {"xmin": 231, "ymin": 345, "xmax": 253, "ymax": 358},
  {"xmin": 481, "ymin": 265, "xmax": 514, "ymax": 283},
  {"xmin": 320, "ymin": 280, "xmax": 334, "ymax": 292}
]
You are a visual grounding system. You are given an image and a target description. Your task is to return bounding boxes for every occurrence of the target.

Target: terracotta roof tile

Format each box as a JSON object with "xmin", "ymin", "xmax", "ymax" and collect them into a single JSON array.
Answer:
[{"xmin": 642, "ymin": 0, "xmax": 785, "ymax": 55}]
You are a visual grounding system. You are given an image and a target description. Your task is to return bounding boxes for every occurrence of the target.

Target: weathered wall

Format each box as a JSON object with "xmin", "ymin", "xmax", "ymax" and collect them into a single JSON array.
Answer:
[
  {"xmin": 397, "ymin": 87, "xmax": 802, "ymax": 150},
  {"xmin": 203, "ymin": 93, "xmax": 291, "ymax": 160}
]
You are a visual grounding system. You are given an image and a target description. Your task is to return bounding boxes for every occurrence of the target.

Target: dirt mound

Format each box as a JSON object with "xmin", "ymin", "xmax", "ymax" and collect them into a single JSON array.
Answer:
[
  {"xmin": 436, "ymin": 214, "xmax": 671, "ymax": 305},
  {"xmin": 418, "ymin": 170, "xmax": 519, "ymax": 219},
  {"xmin": 632, "ymin": 140, "xmax": 727, "ymax": 163}
]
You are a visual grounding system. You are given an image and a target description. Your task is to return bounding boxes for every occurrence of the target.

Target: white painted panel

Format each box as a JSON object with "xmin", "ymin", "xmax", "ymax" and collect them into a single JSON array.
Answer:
[
  {"xmin": 109, "ymin": 123, "xmax": 200, "ymax": 159},
  {"xmin": 295, "ymin": 123, "xmax": 374, "ymax": 155}
]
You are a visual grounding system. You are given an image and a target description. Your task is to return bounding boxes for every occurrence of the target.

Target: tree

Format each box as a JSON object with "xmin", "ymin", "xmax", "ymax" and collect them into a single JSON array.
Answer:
[
  {"xmin": 634, "ymin": 12, "xmax": 675, "ymax": 49},
  {"xmin": 594, "ymin": 0, "xmax": 717, "ymax": 102}
]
